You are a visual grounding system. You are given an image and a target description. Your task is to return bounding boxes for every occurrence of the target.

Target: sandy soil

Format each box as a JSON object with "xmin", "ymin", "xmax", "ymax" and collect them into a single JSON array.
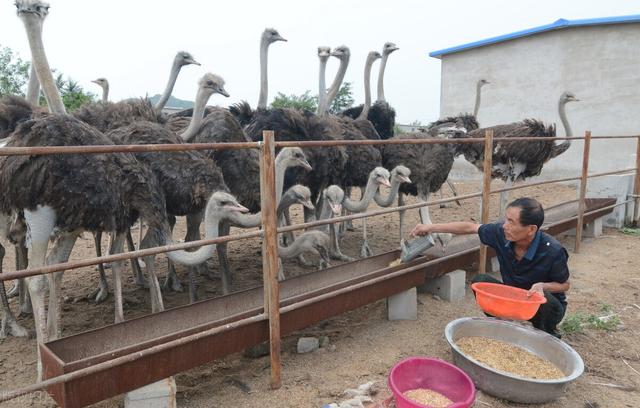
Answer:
[{"xmin": 1, "ymin": 180, "xmax": 639, "ymax": 408}]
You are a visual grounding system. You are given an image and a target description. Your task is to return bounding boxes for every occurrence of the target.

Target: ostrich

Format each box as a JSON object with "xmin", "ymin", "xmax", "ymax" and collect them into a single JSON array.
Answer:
[
  {"xmin": 91, "ymin": 77, "xmax": 109, "ymax": 103},
  {"xmin": 73, "ymin": 51, "xmax": 199, "ymax": 132},
  {"xmin": 8, "ymin": 0, "xmax": 242, "ymax": 379},
  {"xmin": 258, "ymin": 28, "xmax": 287, "ymax": 109},
  {"xmin": 0, "ymin": 213, "xmax": 29, "ymax": 339},
  {"xmin": 318, "ymin": 45, "xmax": 350, "ymax": 116},
  {"xmin": 315, "ymin": 46, "xmax": 331, "ymax": 116},
  {"xmin": 341, "ymin": 42, "xmax": 399, "ymax": 139},
  {"xmin": 458, "ymin": 91, "xmax": 579, "ymax": 215}
]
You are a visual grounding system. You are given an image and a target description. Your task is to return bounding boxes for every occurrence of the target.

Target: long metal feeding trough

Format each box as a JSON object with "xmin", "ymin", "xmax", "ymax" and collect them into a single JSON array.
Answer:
[{"xmin": 41, "ymin": 198, "xmax": 615, "ymax": 407}]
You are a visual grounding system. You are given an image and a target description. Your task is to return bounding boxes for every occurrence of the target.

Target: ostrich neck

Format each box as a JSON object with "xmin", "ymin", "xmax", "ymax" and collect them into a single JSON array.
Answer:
[
  {"xmin": 473, "ymin": 83, "xmax": 483, "ymax": 118},
  {"xmin": 164, "ymin": 210, "xmax": 221, "ymax": 266},
  {"xmin": 374, "ymin": 177, "xmax": 402, "ymax": 207},
  {"xmin": 22, "ymin": 17, "xmax": 65, "ymax": 115},
  {"xmin": 26, "ymin": 64, "xmax": 40, "ymax": 106},
  {"xmin": 558, "ymin": 99, "xmax": 572, "ymax": 137},
  {"xmin": 277, "ymin": 237, "xmax": 309, "ymax": 258},
  {"xmin": 358, "ymin": 56, "xmax": 376, "ymax": 120},
  {"xmin": 317, "ymin": 196, "xmax": 334, "ymax": 233},
  {"xmin": 154, "ymin": 59, "xmax": 182, "ymax": 114},
  {"xmin": 317, "ymin": 57, "xmax": 328, "ymax": 115},
  {"xmin": 180, "ymin": 86, "xmax": 211, "ymax": 141},
  {"xmin": 258, "ymin": 42, "xmax": 269, "ymax": 109},
  {"xmin": 376, "ymin": 54, "xmax": 389, "ymax": 103},
  {"xmin": 100, "ymin": 84, "xmax": 109, "ymax": 103},
  {"xmin": 343, "ymin": 179, "xmax": 378, "ymax": 212},
  {"xmin": 325, "ymin": 56, "xmax": 349, "ymax": 114}
]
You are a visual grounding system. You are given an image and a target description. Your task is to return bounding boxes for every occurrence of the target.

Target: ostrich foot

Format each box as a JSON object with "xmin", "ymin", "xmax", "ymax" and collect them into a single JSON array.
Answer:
[
  {"xmin": 88, "ymin": 282, "xmax": 109, "ymax": 303},
  {"xmin": 0, "ymin": 316, "xmax": 29, "ymax": 339},
  {"xmin": 439, "ymin": 203, "xmax": 453, "ymax": 209},
  {"xmin": 360, "ymin": 242, "xmax": 373, "ymax": 259},
  {"xmin": 6, "ymin": 281, "xmax": 18, "ymax": 298},
  {"xmin": 18, "ymin": 299, "xmax": 32, "ymax": 316},
  {"xmin": 318, "ymin": 259, "xmax": 330, "ymax": 270},
  {"xmin": 134, "ymin": 272, "xmax": 149, "ymax": 289},
  {"xmin": 345, "ymin": 219, "xmax": 355, "ymax": 231},
  {"xmin": 297, "ymin": 254, "xmax": 315, "ymax": 268}
]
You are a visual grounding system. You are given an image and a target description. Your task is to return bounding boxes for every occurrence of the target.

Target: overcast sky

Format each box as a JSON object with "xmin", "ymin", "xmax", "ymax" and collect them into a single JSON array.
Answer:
[{"xmin": 1, "ymin": 0, "xmax": 637, "ymax": 124}]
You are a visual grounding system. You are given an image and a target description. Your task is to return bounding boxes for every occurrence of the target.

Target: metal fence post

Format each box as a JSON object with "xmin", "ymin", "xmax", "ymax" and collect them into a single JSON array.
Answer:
[
  {"xmin": 575, "ymin": 130, "xmax": 591, "ymax": 253},
  {"xmin": 259, "ymin": 130, "xmax": 281, "ymax": 389},
  {"xmin": 633, "ymin": 136, "xmax": 640, "ymax": 226},
  {"xmin": 478, "ymin": 129, "xmax": 493, "ymax": 274}
]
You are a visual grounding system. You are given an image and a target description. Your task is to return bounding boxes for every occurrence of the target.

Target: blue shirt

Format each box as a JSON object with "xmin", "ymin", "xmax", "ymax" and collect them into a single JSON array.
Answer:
[{"xmin": 478, "ymin": 222, "xmax": 570, "ymax": 305}]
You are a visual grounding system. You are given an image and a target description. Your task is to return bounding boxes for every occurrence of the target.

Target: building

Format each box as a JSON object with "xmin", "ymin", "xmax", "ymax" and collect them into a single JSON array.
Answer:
[{"xmin": 430, "ymin": 15, "xmax": 640, "ymax": 181}]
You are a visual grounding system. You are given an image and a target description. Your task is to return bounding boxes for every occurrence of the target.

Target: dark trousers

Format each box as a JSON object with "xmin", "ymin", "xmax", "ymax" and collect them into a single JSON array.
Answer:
[{"xmin": 471, "ymin": 274, "xmax": 566, "ymax": 337}]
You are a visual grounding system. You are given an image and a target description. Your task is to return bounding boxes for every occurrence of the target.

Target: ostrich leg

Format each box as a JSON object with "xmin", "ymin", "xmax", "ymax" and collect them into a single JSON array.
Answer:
[
  {"xmin": 108, "ymin": 232, "xmax": 127, "ymax": 323},
  {"xmin": 16, "ymin": 242, "xmax": 31, "ymax": 316},
  {"xmin": 163, "ymin": 215, "xmax": 184, "ymax": 292},
  {"xmin": 45, "ymin": 232, "xmax": 79, "ymax": 340},
  {"xmin": 126, "ymin": 229, "xmax": 146, "ymax": 287},
  {"xmin": 88, "ymin": 231, "xmax": 109, "ymax": 302},
  {"xmin": 398, "ymin": 192, "xmax": 406, "ymax": 241},
  {"xmin": 24, "ymin": 205, "xmax": 56, "ymax": 381},
  {"xmin": 139, "ymin": 229, "xmax": 165, "ymax": 314},
  {"xmin": 0, "ymin": 244, "xmax": 28, "ymax": 338},
  {"xmin": 360, "ymin": 217, "xmax": 373, "ymax": 258},
  {"xmin": 329, "ymin": 223, "xmax": 355, "ymax": 262},
  {"xmin": 186, "ymin": 212, "xmax": 205, "ymax": 301},
  {"xmin": 498, "ymin": 163, "xmax": 526, "ymax": 217},
  {"xmin": 418, "ymin": 193, "xmax": 433, "ymax": 225}
]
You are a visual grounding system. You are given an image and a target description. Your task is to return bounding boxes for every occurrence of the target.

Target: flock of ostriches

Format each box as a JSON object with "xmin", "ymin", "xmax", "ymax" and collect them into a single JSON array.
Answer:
[{"xmin": 0, "ymin": 0, "xmax": 579, "ymax": 381}]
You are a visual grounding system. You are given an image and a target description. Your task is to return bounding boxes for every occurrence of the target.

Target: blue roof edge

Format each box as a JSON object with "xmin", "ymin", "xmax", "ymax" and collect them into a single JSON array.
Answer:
[{"xmin": 429, "ymin": 14, "xmax": 640, "ymax": 58}]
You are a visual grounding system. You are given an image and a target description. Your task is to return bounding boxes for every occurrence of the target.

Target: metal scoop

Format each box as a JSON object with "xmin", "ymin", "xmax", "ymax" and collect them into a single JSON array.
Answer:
[{"xmin": 400, "ymin": 234, "xmax": 436, "ymax": 263}]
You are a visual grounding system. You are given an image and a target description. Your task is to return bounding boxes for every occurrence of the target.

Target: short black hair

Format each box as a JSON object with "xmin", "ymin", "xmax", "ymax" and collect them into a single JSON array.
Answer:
[{"xmin": 507, "ymin": 197, "xmax": 544, "ymax": 230}]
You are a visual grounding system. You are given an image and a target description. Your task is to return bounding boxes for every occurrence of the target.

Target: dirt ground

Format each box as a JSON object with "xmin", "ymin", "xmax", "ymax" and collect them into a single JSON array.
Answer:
[{"xmin": 1, "ymin": 180, "xmax": 639, "ymax": 408}]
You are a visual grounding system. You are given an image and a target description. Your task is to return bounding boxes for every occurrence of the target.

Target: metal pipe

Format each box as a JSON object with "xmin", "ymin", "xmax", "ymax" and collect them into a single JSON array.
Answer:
[
  {"xmin": 587, "ymin": 167, "xmax": 637, "ymax": 179},
  {"xmin": 0, "ymin": 142, "xmax": 260, "ymax": 156},
  {"xmin": 259, "ymin": 130, "xmax": 282, "ymax": 389},
  {"xmin": 575, "ymin": 131, "xmax": 592, "ymax": 253},
  {"xmin": 479, "ymin": 129, "xmax": 493, "ymax": 274}
]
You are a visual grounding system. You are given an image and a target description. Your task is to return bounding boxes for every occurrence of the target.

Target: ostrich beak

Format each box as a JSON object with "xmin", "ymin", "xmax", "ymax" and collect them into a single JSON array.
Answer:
[
  {"xmin": 275, "ymin": 35, "xmax": 287, "ymax": 42},
  {"xmin": 302, "ymin": 199, "xmax": 315, "ymax": 210},
  {"xmin": 316, "ymin": 245, "xmax": 331, "ymax": 265},
  {"xmin": 218, "ymin": 87, "xmax": 230, "ymax": 98},
  {"xmin": 91, "ymin": 80, "xmax": 99, "ymax": 84},
  {"xmin": 231, "ymin": 204, "xmax": 249, "ymax": 213},
  {"xmin": 330, "ymin": 203, "xmax": 342, "ymax": 215},
  {"xmin": 377, "ymin": 177, "xmax": 391, "ymax": 188},
  {"xmin": 299, "ymin": 159, "xmax": 312, "ymax": 171},
  {"xmin": 186, "ymin": 58, "xmax": 201, "ymax": 66},
  {"xmin": 399, "ymin": 176, "xmax": 411, "ymax": 184}
]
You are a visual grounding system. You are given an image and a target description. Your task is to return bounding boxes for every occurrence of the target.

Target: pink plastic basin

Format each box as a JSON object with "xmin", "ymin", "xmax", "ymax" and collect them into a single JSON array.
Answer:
[{"xmin": 388, "ymin": 357, "xmax": 476, "ymax": 408}]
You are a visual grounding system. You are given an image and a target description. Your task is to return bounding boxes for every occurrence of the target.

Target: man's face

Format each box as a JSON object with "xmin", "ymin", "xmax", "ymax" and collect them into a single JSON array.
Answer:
[{"xmin": 503, "ymin": 206, "xmax": 537, "ymax": 242}]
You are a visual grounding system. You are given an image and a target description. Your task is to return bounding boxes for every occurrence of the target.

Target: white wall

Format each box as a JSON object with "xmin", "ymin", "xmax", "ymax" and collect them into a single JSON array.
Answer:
[{"xmin": 439, "ymin": 24, "xmax": 640, "ymax": 180}]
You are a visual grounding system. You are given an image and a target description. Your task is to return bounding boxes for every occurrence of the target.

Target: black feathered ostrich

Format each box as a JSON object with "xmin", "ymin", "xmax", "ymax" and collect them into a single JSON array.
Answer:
[
  {"xmin": 341, "ymin": 42, "xmax": 399, "ymax": 139},
  {"xmin": 459, "ymin": 91, "xmax": 579, "ymax": 215},
  {"xmin": 6, "ymin": 0, "xmax": 246, "ymax": 380}
]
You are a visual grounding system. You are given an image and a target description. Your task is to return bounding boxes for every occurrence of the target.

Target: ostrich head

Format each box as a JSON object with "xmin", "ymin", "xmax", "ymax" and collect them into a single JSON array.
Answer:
[
  {"xmin": 15, "ymin": 0, "xmax": 49, "ymax": 19},
  {"xmin": 370, "ymin": 167, "xmax": 391, "ymax": 188},
  {"xmin": 277, "ymin": 147, "xmax": 312, "ymax": 171},
  {"xmin": 299, "ymin": 230, "xmax": 331, "ymax": 266},
  {"xmin": 561, "ymin": 91, "xmax": 580, "ymax": 104},
  {"xmin": 478, "ymin": 78, "xmax": 490, "ymax": 87},
  {"xmin": 206, "ymin": 192, "xmax": 249, "ymax": 217},
  {"xmin": 323, "ymin": 185, "xmax": 345, "ymax": 216},
  {"xmin": 391, "ymin": 165, "xmax": 411, "ymax": 184},
  {"xmin": 317, "ymin": 46, "xmax": 331, "ymax": 61},
  {"xmin": 287, "ymin": 185, "xmax": 314, "ymax": 210},
  {"xmin": 330, "ymin": 45, "xmax": 350, "ymax": 61},
  {"xmin": 262, "ymin": 28, "xmax": 287, "ymax": 44},
  {"xmin": 175, "ymin": 51, "xmax": 200, "ymax": 67},
  {"xmin": 368, "ymin": 51, "xmax": 382, "ymax": 62},
  {"xmin": 382, "ymin": 42, "xmax": 399, "ymax": 55},
  {"xmin": 199, "ymin": 73, "xmax": 229, "ymax": 98},
  {"xmin": 91, "ymin": 78, "xmax": 108, "ymax": 86}
]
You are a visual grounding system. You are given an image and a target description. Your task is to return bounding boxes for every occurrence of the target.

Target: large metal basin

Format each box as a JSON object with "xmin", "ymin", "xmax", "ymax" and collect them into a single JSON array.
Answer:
[{"xmin": 444, "ymin": 317, "xmax": 584, "ymax": 404}]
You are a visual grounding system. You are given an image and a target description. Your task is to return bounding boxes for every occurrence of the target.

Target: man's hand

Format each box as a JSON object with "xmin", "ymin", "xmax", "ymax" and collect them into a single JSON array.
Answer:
[
  {"xmin": 410, "ymin": 223, "xmax": 432, "ymax": 237},
  {"xmin": 528, "ymin": 282, "xmax": 545, "ymax": 297}
]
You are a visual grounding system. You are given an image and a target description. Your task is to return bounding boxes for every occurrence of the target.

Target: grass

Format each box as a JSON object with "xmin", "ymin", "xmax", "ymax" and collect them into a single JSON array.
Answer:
[
  {"xmin": 560, "ymin": 304, "xmax": 621, "ymax": 335},
  {"xmin": 620, "ymin": 227, "xmax": 640, "ymax": 236}
]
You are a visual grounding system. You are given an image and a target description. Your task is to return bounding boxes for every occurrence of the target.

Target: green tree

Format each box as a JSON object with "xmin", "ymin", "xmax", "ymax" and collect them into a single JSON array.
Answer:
[
  {"xmin": 54, "ymin": 73, "xmax": 95, "ymax": 111},
  {"xmin": 327, "ymin": 82, "xmax": 354, "ymax": 114},
  {"xmin": 0, "ymin": 44, "xmax": 30, "ymax": 96},
  {"xmin": 271, "ymin": 90, "xmax": 317, "ymax": 112}
]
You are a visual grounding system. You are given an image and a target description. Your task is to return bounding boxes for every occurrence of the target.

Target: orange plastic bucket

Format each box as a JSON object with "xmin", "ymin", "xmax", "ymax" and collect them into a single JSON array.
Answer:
[{"xmin": 471, "ymin": 282, "xmax": 547, "ymax": 320}]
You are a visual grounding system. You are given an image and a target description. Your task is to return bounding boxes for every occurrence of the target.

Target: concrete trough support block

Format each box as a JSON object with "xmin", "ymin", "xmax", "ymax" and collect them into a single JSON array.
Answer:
[
  {"xmin": 418, "ymin": 270, "xmax": 466, "ymax": 302},
  {"xmin": 564, "ymin": 216, "xmax": 603, "ymax": 238},
  {"xmin": 585, "ymin": 174, "xmax": 634, "ymax": 228},
  {"xmin": 387, "ymin": 287, "xmax": 417, "ymax": 321},
  {"xmin": 125, "ymin": 377, "xmax": 177, "ymax": 408}
]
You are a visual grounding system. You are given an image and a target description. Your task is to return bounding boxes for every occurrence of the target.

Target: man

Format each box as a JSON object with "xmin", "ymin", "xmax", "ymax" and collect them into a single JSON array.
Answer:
[{"xmin": 410, "ymin": 197, "xmax": 570, "ymax": 338}]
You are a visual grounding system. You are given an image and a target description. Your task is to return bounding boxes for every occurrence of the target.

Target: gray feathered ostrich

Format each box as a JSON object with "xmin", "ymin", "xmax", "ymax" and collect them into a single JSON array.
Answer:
[
  {"xmin": 73, "ymin": 51, "xmax": 199, "ymax": 132},
  {"xmin": 458, "ymin": 91, "xmax": 579, "ymax": 214},
  {"xmin": 341, "ymin": 42, "xmax": 399, "ymax": 139},
  {"xmin": 7, "ymin": 0, "xmax": 244, "ymax": 379},
  {"xmin": 91, "ymin": 77, "xmax": 109, "ymax": 103}
]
